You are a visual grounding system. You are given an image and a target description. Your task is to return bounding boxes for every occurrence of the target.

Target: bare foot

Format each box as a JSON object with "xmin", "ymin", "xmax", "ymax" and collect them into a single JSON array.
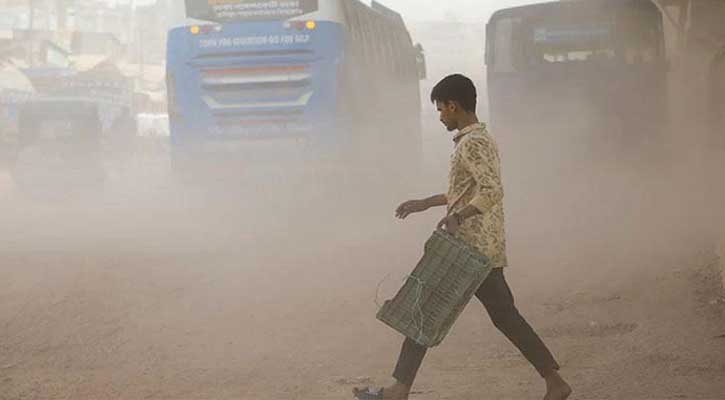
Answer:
[
  {"xmin": 543, "ymin": 371, "xmax": 572, "ymax": 400},
  {"xmin": 352, "ymin": 382, "xmax": 410, "ymax": 400},
  {"xmin": 544, "ymin": 384, "xmax": 572, "ymax": 400}
]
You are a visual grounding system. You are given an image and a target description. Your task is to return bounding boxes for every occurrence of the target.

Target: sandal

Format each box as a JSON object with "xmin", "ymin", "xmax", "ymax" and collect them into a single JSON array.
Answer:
[{"xmin": 353, "ymin": 386, "xmax": 384, "ymax": 400}]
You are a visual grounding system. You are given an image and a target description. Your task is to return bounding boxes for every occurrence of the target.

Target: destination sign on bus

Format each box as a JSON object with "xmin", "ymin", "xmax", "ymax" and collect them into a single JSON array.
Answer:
[
  {"xmin": 199, "ymin": 33, "xmax": 311, "ymax": 48},
  {"xmin": 534, "ymin": 26, "xmax": 610, "ymax": 44},
  {"xmin": 185, "ymin": 0, "xmax": 319, "ymax": 22}
]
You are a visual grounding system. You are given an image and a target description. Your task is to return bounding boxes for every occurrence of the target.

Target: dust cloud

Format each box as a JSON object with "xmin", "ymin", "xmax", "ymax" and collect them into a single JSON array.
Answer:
[{"xmin": 1, "ymin": 1, "xmax": 724, "ymax": 400}]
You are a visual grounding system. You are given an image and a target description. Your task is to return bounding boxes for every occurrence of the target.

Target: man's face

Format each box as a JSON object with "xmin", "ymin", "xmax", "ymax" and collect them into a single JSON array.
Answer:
[{"xmin": 436, "ymin": 100, "xmax": 459, "ymax": 132}]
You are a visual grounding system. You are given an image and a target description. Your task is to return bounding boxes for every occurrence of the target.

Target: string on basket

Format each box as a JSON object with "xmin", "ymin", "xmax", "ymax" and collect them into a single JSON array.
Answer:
[
  {"xmin": 374, "ymin": 272, "xmax": 393, "ymax": 309},
  {"xmin": 374, "ymin": 273, "xmax": 429, "ymax": 345},
  {"xmin": 405, "ymin": 274, "xmax": 427, "ymax": 345}
]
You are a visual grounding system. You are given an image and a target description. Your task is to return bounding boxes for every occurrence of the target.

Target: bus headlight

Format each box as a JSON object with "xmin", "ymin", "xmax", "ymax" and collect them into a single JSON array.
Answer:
[
  {"xmin": 190, "ymin": 26, "xmax": 200, "ymax": 35},
  {"xmin": 305, "ymin": 21, "xmax": 316, "ymax": 30}
]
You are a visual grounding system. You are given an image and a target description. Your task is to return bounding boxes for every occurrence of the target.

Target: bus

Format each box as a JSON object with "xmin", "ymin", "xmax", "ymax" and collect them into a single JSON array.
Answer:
[
  {"xmin": 166, "ymin": 0, "xmax": 425, "ymax": 177},
  {"xmin": 486, "ymin": 0, "xmax": 667, "ymax": 140},
  {"xmin": 0, "ymin": 51, "xmax": 35, "ymax": 167}
]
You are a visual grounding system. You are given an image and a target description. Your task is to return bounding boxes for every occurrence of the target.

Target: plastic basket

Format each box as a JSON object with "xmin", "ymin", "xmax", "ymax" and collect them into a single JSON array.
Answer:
[{"xmin": 376, "ymin": 229, "xmax": 492, "ymax": 347}]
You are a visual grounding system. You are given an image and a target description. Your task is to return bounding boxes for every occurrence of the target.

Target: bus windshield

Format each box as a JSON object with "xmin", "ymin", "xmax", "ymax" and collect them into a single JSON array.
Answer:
[
  {"xmin": 184, "ymin": 0, "xmax": 320, "ymax": 23},
  {"xmin": 486, "ymin": 0, "xmax": 667, "ymax": 132},
  {"xmin": 531, "ymin": 23, "xmax": 615, "ymax": 64},
  {"xmin": 488, "ymin": 2, "xmax": 664, "ymax": 73},
  {"xmin": 530, "ymin": 15, "xmax": 660, "ymax": 66}
]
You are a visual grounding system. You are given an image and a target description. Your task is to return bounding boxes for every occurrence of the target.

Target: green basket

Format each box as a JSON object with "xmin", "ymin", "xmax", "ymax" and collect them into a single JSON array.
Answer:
[{"xmin": 376, "ymin": 230, "xmax": 492, "ymax": 347}]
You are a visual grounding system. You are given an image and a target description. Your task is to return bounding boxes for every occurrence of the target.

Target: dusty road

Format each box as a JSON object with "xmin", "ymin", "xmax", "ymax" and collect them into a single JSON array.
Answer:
[{"xmin": 0, "ymin": 133, "xmax": 724, "ymax": 400}]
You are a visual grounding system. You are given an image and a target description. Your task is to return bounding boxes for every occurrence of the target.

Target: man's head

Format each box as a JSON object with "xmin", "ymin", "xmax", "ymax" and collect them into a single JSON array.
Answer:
[{"xmin": 430, "ymin": 74, "xmax": 477, "ymax": 131}]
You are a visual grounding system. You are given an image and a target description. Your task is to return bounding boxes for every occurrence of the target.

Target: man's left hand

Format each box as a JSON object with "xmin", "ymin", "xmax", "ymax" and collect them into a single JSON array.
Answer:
[{"xmin": 437, "ymin": 214, "xmax": 462, "ymax": 235}]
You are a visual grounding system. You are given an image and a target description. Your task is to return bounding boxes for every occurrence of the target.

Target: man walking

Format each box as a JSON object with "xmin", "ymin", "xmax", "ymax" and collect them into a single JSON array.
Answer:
[{"xmin": 353, "ymin": 75, "xmax": 572, "ymax": 400}]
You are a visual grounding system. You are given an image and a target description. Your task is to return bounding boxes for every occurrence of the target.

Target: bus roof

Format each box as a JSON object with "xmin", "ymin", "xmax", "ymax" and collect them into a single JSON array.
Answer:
[
  {"xmin": 286, "ymin": 0, "xmax": 408, "ymax": 26},
  {"xmin": 488, "ymin": 0, "xmax": 660, "ymax": 23},
  {"xmin": 181, "ymin": 0, "xmax": 404, "ymax": 25}
]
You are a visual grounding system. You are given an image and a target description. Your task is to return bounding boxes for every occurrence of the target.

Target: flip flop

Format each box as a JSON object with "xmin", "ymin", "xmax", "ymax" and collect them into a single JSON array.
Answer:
[{"xmin": 353, "ymin": 386, "xmax": 384, "ymax": 400}]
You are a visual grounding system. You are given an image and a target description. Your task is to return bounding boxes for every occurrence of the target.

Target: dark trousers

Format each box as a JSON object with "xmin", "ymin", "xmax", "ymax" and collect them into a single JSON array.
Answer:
[{"xmin": 392, "ymin": 268, "xmax": 560, "ymax": 387}]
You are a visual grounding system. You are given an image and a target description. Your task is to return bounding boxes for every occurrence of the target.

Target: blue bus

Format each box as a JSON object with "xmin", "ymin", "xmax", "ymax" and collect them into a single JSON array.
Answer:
[{"xmin": 167, "ymin": 0, "xmax": 425, "ymax": 175}]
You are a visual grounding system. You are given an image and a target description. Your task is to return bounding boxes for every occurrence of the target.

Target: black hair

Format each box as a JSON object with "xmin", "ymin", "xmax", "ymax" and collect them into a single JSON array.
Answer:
[{"xmin": 430, "ymin": 74, "xmax": 477, "ymax": 113}]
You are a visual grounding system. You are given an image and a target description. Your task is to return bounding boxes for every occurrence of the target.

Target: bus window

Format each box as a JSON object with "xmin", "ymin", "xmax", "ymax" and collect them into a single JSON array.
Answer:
[
  {"xmin": 359, "ymin": 13, "xmax": 373, "ymax": 64},
  {"xmin": 382, "ymin": 23, "xmax": 396, "ymax": 73},
  {"xmin": 184, "ymin": 0, "xmax": 320, "ymax": 22},
  {"xmin": 532, "ymin": 24, "xmax": 614, "ymax": 65},
  {"xmin": 348, "ymin": 9, "xmax": 361, "ymax": 42},
  {"xmin": 486, "ymin": 0, "xmax": 667, "ymax": 136},
  {"xmin": 368, "ymin": 16, "xmax": 382, "ymax": 67},
  {"xmin": 539, "ymin": 47, "xmax": 616, "ymax": 64}
]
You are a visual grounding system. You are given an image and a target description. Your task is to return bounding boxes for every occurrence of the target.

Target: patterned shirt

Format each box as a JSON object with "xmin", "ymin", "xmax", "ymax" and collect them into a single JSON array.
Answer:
[{"xmin": 447, "ymin": 123, "xmax": 508, "ymax": 269}]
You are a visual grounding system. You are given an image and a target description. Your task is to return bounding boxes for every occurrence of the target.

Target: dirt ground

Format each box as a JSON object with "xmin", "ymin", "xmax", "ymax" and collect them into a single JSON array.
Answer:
[{"xmin": 1, "ymin": 128, "xmax": 724, "ymax": 400}]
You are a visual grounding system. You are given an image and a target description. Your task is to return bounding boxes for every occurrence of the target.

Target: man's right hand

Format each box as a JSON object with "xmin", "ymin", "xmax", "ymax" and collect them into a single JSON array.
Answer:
[{"xmin": 395, "ymin": 199, "xmax": 429, "ymax": 219}]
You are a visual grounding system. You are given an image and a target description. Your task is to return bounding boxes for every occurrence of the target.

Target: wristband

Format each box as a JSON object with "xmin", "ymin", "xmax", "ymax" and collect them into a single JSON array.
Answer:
[{"xmin": 453, "ymin": 212, "xmax": 464, "ymax": 225}]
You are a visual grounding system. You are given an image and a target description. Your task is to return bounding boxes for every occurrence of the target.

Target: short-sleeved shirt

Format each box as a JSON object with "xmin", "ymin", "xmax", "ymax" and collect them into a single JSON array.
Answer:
[{"xmin": 447, "ymin": 123, "xmax": 508, "ymax": 269}]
